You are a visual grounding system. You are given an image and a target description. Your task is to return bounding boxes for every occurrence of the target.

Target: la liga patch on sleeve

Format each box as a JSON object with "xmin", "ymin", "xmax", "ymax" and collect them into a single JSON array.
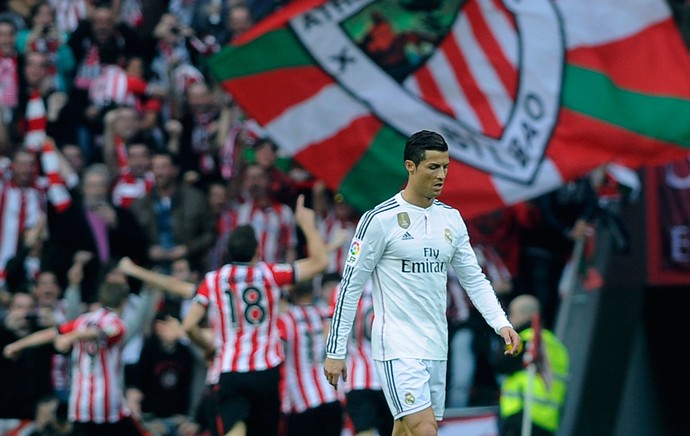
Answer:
[{"xmin": 346, "ymin": 239, "xmax": 362, "ymax": 266}]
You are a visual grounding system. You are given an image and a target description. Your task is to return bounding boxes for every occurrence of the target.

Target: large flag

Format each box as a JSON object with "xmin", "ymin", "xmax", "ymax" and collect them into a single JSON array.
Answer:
[{"xmin": 208, "ymin": 0, "xmax": 690, "ymax": 218}]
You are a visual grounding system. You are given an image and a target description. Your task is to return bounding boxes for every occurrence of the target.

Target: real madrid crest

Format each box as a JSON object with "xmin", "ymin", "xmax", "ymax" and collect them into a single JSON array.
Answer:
[
  {"xmin": 404, "ymin": 392, "xmax": 415, "ymax": 405},
  {"xmin": 397, "ymin": 212, "xmax": 411, "ymax": 229},
  {"xmin": 444, "ymin": 229, "xmax": 452, "ymax": 244}
]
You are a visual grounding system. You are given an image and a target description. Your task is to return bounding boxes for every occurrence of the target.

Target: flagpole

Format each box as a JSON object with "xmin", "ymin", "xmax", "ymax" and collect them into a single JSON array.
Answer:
[
  {"xmin": 555, "ymin": 237, "xmax": 586, "ymax": 339},
  {"xmin": 521, "ymin": 362, "xmax": 536, "ymax": 436}
]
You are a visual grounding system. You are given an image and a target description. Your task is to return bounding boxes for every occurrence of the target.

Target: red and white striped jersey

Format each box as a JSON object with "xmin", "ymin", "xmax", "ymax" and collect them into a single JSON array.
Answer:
[
  {"xmin": 58, "ymin": 308, "xmax": 129, "ymax": 424},
  {"xmin": 318, "ymin": 213, "xmax": 356, "ymax": 277},
  {"xmin": 194, "ymin": 262, "xmax": 295, "ymax": 374},
  {"xmin": 0, "ymin": 181, "xmax": 44, "ymax": 286},
  {"xmin": 278, "ymin": 304, "xmax": 338, "ymax": 414},
  {"xmin": 234, "ymin": 199, "xmax": 297, "ymax": 263},
  {"xmin": 330, "ymin": 282, "xmax": 380, "ymax": 392}
]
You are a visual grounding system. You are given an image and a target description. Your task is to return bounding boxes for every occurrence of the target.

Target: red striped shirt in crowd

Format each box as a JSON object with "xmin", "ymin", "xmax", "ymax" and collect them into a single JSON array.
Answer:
[
  {"xmin": 278, "ymin": 303, "xmax": 338, "ymax": 414},
  {"xmin": 58, "ymin": 308, "xmax": 129, "ymax": 424},
  {"xmin": 234, "ymin": 199, "xmax": 297, "ymax": 263},
  {"xmin": 194, "ymin": 261, "xmax": 294, "ymax": 375},
  {"xmin": 330, "ymin": 281, "xmax": 380, "ymax": 392}
]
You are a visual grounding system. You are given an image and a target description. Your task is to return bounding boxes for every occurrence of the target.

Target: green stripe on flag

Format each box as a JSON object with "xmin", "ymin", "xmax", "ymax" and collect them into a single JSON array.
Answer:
[
  {"xmin": 208, "ymin": 28, "xmax": 314, "ymax": 81},
  {"xmin": 338, "ymin": 126, "xmax": 408, "ymax": 212},
  {"xmin": 563, "ymin": 65, "xmax": 690, "ymax": 147}
]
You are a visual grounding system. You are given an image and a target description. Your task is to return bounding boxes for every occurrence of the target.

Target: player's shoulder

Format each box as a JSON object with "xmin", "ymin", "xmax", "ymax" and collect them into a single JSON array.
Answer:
[
  {"xmin": 358, "ymin": 195, "xmax": 404, "ymax": 224},
  {"xmin": 432, "ymin": 199, "xmax": 462, "ymax": 218}
]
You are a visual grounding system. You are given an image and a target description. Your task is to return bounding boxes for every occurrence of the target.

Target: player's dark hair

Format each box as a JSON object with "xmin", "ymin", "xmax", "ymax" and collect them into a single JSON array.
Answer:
[
  {"xmin": 227, "ymin": 224, "xmax": 258, "ymax": 263},
  {"xmin": 97, "ymin": 281, "xmax": 129, "ymax": 309},
  {"xmin": 403, "ymin": 130, "xmax": 448, "ymax": 166},
  {"xmin": 291, "ymin": 280, "xmax": 314, "ymax": 298}
]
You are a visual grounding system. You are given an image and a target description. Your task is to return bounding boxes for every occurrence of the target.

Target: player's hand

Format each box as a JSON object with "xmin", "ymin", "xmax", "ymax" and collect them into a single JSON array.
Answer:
[
  {"xmin": 294, "ymin": 194, "xmax": 316, "ymax": 231},
  {"xmin": 3, "ymin": 343, "xmax": 22, "ymax": 360},
  {"xmin": 500, "ymin": 326, "xmax": 522, "ymax": 356},
  {"xmin": 54, "ymin": 335, "xmax": 73, "ymax": 353},
  {"xmin": 323, "ymin": 357, "xmax": 347, "ymax": 390}
]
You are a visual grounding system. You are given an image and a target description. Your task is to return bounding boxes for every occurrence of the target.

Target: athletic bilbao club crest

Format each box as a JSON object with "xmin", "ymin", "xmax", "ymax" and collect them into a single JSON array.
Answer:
[{"xmin": 290, "ymin": 0, "xmax": 564, "ymax": 184}]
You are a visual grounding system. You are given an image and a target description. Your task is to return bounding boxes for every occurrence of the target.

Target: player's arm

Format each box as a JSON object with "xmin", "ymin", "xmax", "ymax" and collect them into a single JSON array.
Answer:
[
  {"xmin": 118, "ymin": 257, "xmax": 195, "ymax": 298},
  {"xmin": 3, "ymin": 327, "xmax": 58, "ymax": 359},
  {"xmin": 182, "ymin": 300, "xmax": 213, "ymax": 353},
  {"xmin": 293, "ymin": 194, "xmax": 329, "ymax": 282}
]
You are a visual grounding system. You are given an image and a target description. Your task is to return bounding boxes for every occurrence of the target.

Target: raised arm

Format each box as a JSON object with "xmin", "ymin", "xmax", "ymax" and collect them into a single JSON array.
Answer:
[
  {"xmin": 118, "ymin": 257, "xmax": 196, "ymax": 298},
  {"xmin": 293, "ymin": 194, "xmax": 329, "ymax": 282},
  {"xmin": 3, "ymin": 327, "xmax": 58, "ymax": 360}
]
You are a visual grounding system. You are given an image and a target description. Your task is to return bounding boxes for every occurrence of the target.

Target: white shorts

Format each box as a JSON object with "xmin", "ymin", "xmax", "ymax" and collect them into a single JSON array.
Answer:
[{"xmin": 374, "ymin": 358, "xmax": 447, "ymax": 421}]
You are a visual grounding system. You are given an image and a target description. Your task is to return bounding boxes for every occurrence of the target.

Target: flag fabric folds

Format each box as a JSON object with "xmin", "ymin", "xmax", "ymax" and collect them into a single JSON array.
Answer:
[{"xmin": 209, "ymin": 0, "xmax": 690, "ymax": 218}]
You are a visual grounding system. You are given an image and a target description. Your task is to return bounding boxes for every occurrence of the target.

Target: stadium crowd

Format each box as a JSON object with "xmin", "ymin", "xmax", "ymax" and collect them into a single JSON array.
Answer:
[{"xmin": 0, "ymin": 0, "xmax": 635, "ymax": 435}]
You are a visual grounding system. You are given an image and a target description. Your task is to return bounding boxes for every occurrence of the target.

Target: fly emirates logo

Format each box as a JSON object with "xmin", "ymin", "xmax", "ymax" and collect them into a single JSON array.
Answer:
[{"xmin": 401, "ymin": 248, "xmax": 447, "ymax": 274}]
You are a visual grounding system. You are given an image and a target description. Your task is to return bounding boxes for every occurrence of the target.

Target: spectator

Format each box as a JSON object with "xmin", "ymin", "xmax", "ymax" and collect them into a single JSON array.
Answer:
[
  {"xmin": 64, "ymin": 2, "xmax": 141, "ymax": 162},
  {"xmin": 0, "ymin": 149, "xmax": 45, "ymax": 289},
  {"xmin": 252, "ymin": 137, "xmax": 298, "ymax": 207},
  {"xmin": 11, "ymin": 50, "xmax": 70, "ymax": 148},
  {"xmin": 312, "ymin": 181, "xmax": 358, "ymax": 277},
  {"xmin": 0, "ymin": 16, "xmax": 19, "ymax": 127},
  {"xmin": 5, "ymin": 212, "xmax": 48, "ymax": 293},
  {"xmin": 0, "ymin": 292, "xmax": 54, "ymax": 427},
  {"xmin": 16, "ymin": 1, "xmax": 75, "ymax": 93},
  {"xmin": 177, "ymin": 81, "xmax": 234, "ymax": 189},
  {"xmin": 109, "ymin": 133, "xmax": 155, "ymax": 209},
  {"xmin": 129, "ymin": 151, "xmax": 215, "ymax": 274},
  {"xmin": 3, "ymin": 282, "xmax": 148, "ymax": 435},
  {"xmin": 493, "ymin": 295, "xmax": 570, "ymax": 436},
  {"xmin": 46, "ymin": 163, "xmax": 149, "ymax": 303},
  {"xmin": 518, "ymin": 176, "xmax": 599, "ymax": 329},
  {"xmin": 232, "ymin": 163, "xmax": 298, "ymax": 263},
  {"xmin": 131, "ymin": 314, "xmax": 196, "ymax": 436}
]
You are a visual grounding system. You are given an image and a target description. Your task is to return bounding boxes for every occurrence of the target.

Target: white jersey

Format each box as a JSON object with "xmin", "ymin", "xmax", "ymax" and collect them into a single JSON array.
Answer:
[{"xmin": 326, "ymin": 192, "xmax": 511, "ymax": 361}]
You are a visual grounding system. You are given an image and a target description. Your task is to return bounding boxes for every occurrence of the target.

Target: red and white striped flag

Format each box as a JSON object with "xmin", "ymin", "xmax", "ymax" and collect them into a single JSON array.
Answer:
[{"xmin": 523, "ymin": 312, "xmax": 553, "ymax": 391}]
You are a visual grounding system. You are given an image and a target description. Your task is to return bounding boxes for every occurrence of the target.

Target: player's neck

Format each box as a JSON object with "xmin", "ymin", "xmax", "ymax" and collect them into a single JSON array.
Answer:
[{"xmin": 401, "ymin": 188, "xmax": 433, "ymax": 208}]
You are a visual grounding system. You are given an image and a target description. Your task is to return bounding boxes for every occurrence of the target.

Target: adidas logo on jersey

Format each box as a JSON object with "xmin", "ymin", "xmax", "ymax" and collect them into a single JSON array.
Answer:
[{"xmin": 402, "ymin": 232, "xmax": 414, "ymax": 240}]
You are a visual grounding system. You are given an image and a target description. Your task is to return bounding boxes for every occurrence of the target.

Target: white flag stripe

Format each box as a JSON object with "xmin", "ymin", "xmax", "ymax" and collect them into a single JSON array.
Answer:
[
  {"xmin": 266, "ymin": 84, "xmax": 370, "ymax": 155},
  {"xmin": 560, "ymin": 0, "xmax": 670, "ymax": 49},
  {"xmin": 478, "ymin": 0, "xmax": 519, "ymax": 66},
  {"xmin": 452, "ymin": 12, "xmax": 512, "ymax": 125},
  {"xmin": 492, "ymin": 158, "xmax": 563, "ymax": 205},
  {"xmin": 411, "ymin": 51, "xmax": 482, "ymax": 131}
]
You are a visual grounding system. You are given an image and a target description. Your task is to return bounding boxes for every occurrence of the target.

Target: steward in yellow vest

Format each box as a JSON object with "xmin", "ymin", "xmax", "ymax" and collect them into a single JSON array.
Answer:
[{"xmin": 493, "ymin": 295, "xmax": 569, "ymax": 436}]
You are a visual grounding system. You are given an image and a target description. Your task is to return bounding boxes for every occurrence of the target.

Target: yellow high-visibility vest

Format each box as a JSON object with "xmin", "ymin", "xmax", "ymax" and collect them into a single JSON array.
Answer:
[{"xmin": 500, "ymin": 328, "xmax": 570, "ymax": 432}]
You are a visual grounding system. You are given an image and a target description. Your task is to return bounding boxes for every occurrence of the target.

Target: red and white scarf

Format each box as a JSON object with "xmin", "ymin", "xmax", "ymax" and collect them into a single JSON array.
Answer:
[{"xmin": 23, "ymin": 91, "xmax": 72, "ymax": 212}]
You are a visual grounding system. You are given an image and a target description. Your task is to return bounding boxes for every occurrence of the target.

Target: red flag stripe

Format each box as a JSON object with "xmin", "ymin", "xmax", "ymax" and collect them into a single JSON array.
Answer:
[
  {"xmin": 414, "ymin": 65, "xmax": 456, "ymax": 117},
  {"xmin": 440, "ymin": 34, "xmax": 502, "ymax": 137},
  {"xmin": 465, "ymin": 0, "xmax": 518, "ymax": 99},
  {"xmin": 222, "ymin": 66, "xmax": 333, "ymax": 125},
  {"xmin": 294, "ymin": 115, "xmax": 382, "ymax": 188},
  {"xmin": 548, "ymin": 109, "xmax": 690, "ymax": 175},
  {"xmin": 567, "ymin": 19, "xmax": 690, "ymax": 98}
]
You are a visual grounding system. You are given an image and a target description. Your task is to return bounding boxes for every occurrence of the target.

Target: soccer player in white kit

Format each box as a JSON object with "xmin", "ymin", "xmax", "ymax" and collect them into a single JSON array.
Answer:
[{"xmin": 324, "ymin": 130, "xmax": 522, "ymax": 436}]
